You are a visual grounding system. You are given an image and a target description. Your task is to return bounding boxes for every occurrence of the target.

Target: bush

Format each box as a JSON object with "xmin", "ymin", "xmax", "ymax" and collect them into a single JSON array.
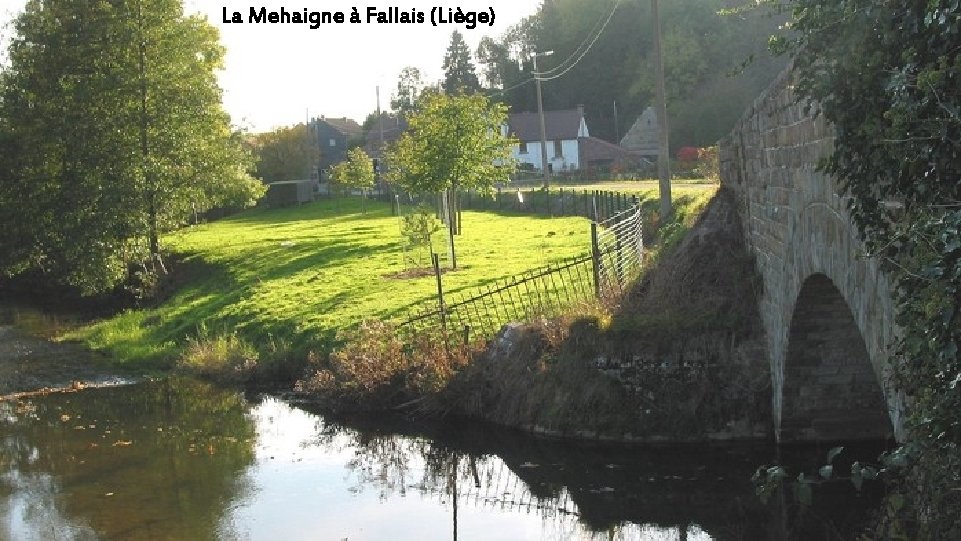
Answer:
[
  {"xmin": 295, "ymin": 320, "xmax": 471, "ymax": 411},
  {"xmin": 177, "ymin": 328, "xmax": 258, "ymax": 384}
]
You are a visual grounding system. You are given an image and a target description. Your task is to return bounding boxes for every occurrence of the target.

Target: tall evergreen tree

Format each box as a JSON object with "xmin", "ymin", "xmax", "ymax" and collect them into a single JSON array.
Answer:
[
  {"xmin": 0, "ymin": 0, "xmax": 263, "ymax": 294},
  {"xmin": 390, "ymin": 66, "xmax": 424, "ymax": 118},
  {"xmin": 441, "ymin": 30, "xmax": 481, "ymax": 95}
]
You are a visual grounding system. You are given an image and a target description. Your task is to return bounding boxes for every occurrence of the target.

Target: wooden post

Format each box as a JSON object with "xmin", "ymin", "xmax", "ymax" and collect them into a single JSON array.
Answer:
[
  {"xmin": 615, "ymin": 212, "xmax": 624, "ymax": 290},
  {"xmin": 634, "ymin": 195, "xmax": 644, "ymax": 260},
  {"xmin": 456, "ymin": 191, "xmax": 463, "ymax": 236},
  {"xmin": 433, "ymin": 253, "xmax": 447, "ymax": 332},
  {"xmin": 591, "ymin": 223, "xmax": 601, "ymax": 298}
]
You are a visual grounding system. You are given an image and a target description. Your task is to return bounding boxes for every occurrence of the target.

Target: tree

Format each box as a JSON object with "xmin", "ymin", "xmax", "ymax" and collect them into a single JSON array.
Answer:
[
  {"xmin": 441, "ymin": 30, "xmax": 481, "ymax": 95},
  {"xmin": 479, "ymin": 0, "xmax": 786, "ymax": 145},
  {"xmin": 390, "ymin": 66, "xmax": 424, "ymax": 118},
  {"xmin": 769, "ymin": 1, "xmax": 961, "ymax": 537},
  {"xmin": 386, "ymin": 92, "xmax": 515, "ymax": 196},
  {"xmin": 251, "ymin": 123, "xmax": 320, "ymax": 183},
  {"xmin": 0, "ymin": 0, "xmax": 263, "ymax": 295},
  {"xmin": 328, "ymin": 147, "xmax": 375, "ymax": 200},
  {"xmin": 385, "ymin": 93, "xmax": 515, "ymax": 264}
]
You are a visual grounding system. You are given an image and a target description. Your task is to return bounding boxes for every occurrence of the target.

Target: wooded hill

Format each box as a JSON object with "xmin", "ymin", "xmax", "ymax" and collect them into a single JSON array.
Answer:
[{"xmin": 477, "ymin": 0, "xmax": 788, "ymax": 149}]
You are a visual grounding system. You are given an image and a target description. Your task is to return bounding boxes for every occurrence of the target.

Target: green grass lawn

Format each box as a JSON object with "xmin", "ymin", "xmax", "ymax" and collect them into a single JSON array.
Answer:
[{"xmin": 70, "ymin": 197, "xmax": 595, "ymax": 369}]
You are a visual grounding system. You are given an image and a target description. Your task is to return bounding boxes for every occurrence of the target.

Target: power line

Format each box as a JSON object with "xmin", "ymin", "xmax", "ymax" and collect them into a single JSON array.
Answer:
[
  {"xmin": 534, "ymin": 0, "xmax": 621, "ymax": 79},
  {"xmin": 485, "ymin": 0, "xmax": 620, "ymax": 97},
  {"xmin": 533, "ymin": 0, "xmax": 621, "ymax": 82}
]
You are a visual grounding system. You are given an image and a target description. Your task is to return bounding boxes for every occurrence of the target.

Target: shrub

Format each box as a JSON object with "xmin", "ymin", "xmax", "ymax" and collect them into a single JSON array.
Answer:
[
  {"xmin": 177, "ymin": 328, "xmax": 258, "ymax": 384},
  {"xmin": 295, "ymin": 320, "xmax": 471, "ymax": 411}
]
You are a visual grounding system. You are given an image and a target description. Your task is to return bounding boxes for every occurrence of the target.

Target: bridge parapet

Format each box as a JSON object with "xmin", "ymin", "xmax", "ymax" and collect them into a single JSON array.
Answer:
[{"xmin": 719, "ymin": 65, "xmax": 904, "ymax": 442}]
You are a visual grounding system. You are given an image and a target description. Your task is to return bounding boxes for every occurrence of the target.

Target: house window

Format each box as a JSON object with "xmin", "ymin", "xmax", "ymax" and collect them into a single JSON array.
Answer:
[
  {"xmin": 518, "ymin": 142, "xmax": 528, "ymax": 154},
  {"xmin": 554, "ymin": 140, "xmax": 563, "ymax": 158},
  {"xmin": 329, "ymin": 138, "xmax": 337, "ymax": 147}
]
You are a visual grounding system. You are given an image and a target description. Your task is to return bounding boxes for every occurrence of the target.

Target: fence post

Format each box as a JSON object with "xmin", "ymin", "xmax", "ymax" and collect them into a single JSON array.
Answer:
[
  {"xmin": 433, "ymin": 253, "xmax": 447, "ymax": 332},
  {"xmin": 456, "ymin": 191, "xmax": 463, "ymax": 236},
  {"xmin": 591, "ymin": 222, "xmax": 601, "ymax": 298},
  {"xmin": 615, "ymin": 212, "xmax": 624, "ymax": 290}
]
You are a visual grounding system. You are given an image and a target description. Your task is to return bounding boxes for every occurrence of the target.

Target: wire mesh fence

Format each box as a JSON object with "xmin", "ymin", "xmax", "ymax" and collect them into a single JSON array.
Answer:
[
  {"xmin": 374, "ymin": 185, "xmax": 638, "ymax": 222},
  {"xmin": 397, "ymin": 198, "xmax": 644, "ymax": 344},
  {"xmin": 398, "ymin": 254, "xmax": 596, "ymax": 343},
  {"xmin": 592, "ymin": 204, "xmax": 645, "ymax": 301}
]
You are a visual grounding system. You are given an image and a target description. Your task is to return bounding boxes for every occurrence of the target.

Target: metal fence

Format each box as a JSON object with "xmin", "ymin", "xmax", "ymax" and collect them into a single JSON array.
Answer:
[
  {"xmin": 398, "ymin": 199, "xmax": 644, "ymax": 343},
  {"xmin": 592, "ymin": 204, "xmax": 645, "ymax": 300},
  {"xmin": 375, "ymin": 185, "xmax": 638, "ymax": 222}
]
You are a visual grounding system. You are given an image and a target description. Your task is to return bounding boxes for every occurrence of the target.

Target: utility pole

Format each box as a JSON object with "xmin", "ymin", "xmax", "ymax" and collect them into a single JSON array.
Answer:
[
  {"xmin": 376, "ymin": 85, "xmax": 385, "ymax": 192},
  {"xmin": 651, "ymin": 0, "xmax": 672, "ymax": 221},
  {"xmin": 305, "ymin": 108, "xmax": 312, "ymax": 180},
  {"xmin": 533, "ymin": 51, "xmax": 553, "ymax": 190}
]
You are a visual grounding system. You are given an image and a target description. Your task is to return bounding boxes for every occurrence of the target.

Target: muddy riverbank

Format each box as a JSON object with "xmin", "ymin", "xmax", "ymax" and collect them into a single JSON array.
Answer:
[{"xmin": 0, "ymin": 325, "xmax": 127, "ymax": 398}]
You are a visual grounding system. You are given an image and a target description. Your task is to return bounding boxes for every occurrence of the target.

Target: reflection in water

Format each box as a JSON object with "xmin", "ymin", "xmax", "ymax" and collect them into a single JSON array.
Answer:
[
  {"xmin": 1, "ymin": 380, "xmax": 883, "ymax": 540},
  {"xmin": 0, "ymin": 304, "xmax": 82, "ymax": 339},
  {"xmin": 0, "ymin": 378, "xmax": 256, "ymax": 540}
]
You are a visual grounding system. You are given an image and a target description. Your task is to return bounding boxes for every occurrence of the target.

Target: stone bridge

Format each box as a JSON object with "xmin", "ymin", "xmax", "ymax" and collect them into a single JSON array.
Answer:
[{"xmin": 719, "ymin": 67, "xmax": 905, "ymax": 443}]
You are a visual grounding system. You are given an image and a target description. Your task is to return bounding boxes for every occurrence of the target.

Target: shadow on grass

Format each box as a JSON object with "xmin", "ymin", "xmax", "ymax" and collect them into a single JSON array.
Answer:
[
  {"xmin": 225, "ymin": 197, "xmax": 393, "ymax": 226},
  {"xmin": 87, "ymin": 232, "xmax": 389, "ymax": 370}
]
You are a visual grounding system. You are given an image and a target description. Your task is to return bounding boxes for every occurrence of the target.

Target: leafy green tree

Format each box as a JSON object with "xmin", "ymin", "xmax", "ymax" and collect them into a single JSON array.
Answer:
[
  {"xmin": 328, "ymin": 147, "xmax": 375, "ymax": 198},
  {"xmin": 441, "ymin": 30, "xmax": 481, "ymax": 95},
  {"xmin": 400, "ymin": 204, "xmax": 442, "ymax": 267},
  {"xmin": 385, "ymin": 92, "xmax": 515, "ymax": 196},
  {"xmin": 251, "ymin": 123, "xmax": 319, "ymax": 183},
  {"xmin": 0, "ymin": 0, "xmax": 263, "ymax": 295},
  {"xmin": 769, "ymin": 1, "xmax": 961, "ymax": 537},
  {"xmin": 385, "ymin": 93, "xmax": 515, "ymax": 261}
]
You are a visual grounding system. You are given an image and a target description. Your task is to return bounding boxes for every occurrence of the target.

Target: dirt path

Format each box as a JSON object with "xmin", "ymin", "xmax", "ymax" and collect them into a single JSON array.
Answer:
[{"xmin": 0, "ymin": 325, "xmax": 128, "ymax": 398}]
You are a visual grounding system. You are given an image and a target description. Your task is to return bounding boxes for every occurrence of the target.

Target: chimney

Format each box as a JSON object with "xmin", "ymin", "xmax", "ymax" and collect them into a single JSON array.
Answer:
[{"xmin": 576, "ymin": 104, "xmax": 584, "ymax": 118}]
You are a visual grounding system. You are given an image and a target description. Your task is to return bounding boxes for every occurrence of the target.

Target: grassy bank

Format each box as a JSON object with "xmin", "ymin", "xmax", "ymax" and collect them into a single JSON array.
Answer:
[
  {"xmin": 295, "ymin": 187, "xmax": 767, "ymax": 441},
  {"xmin": 67, "ymin": 196, "xmax": 594, "ymax": 374}
]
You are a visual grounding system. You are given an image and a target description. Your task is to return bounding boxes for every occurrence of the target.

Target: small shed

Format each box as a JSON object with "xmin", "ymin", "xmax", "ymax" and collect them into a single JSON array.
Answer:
[{"xmin": 265, "ymin": 180, "xmax": 315, "ymax": 207}]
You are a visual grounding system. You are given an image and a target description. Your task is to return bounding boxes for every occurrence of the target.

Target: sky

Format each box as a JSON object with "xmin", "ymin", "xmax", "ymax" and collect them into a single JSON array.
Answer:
[{"xmin": 0, "ymin": 0, "xmax": 542, "ymax": 132}]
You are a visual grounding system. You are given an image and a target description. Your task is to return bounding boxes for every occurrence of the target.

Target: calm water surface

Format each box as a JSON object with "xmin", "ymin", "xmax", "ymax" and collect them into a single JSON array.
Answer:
[{"xmin": 0, "ymin": 378, "xmax": 884, "ymax": 540}]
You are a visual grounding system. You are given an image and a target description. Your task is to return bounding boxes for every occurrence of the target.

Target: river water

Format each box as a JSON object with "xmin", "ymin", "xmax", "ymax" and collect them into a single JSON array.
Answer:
[{"xmin": 0, "ymin": 378, "xmax": 886, "ymax": 540}]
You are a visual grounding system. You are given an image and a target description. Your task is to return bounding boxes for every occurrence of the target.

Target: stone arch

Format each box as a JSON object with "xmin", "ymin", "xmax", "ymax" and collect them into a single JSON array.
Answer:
[{"xmin": 778, "ymin": 273, "xmax": 893, "ymax": 442}]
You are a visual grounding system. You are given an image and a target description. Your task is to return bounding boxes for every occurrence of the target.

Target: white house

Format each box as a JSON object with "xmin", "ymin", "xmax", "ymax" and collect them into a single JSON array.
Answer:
[{"xmin": 505, "ymin": 106, "xmax": 589, "ymax": 172}]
